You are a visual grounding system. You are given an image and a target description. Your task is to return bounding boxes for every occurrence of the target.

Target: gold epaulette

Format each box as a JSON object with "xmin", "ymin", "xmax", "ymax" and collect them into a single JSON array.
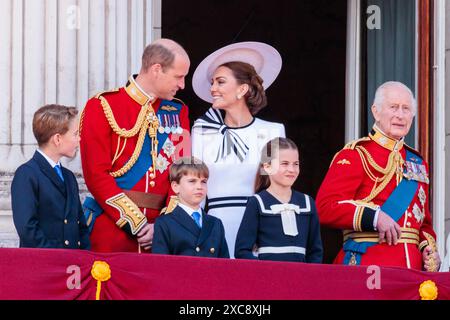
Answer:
[
  {"xmin": 79, "ymin": 89, "xmax": 119, "ymax": 135},
  {"xmin": 172, "ymin": 97, "xmax": 186, "ymax": 106},
  {"xmin": 404, "ymin": 143, "xmax": 423, "ymax": 158},
  {"xmin": 160, "ymin": 196, "xmax": 179, "ymax": 215},
  {"xmin": 94, "ymin": 88, "xmax": 120, "ymax": 99},
  {"xmin": 329, "ymin": 137, "xmax": 370, "ymax": 168},
  {"xmin": 343, "ymin": 137, "xmax": 371, "ymax": 150}
]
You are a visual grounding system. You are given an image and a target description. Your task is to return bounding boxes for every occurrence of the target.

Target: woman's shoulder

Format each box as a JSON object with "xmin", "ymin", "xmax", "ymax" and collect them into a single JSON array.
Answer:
[
  {"xmin": 253, "ymin": 118, "xmax": 285, "ymax": 138},
  {"xmin": 253, "ymin": 117, "xmax": 284, "ymax": 129}
]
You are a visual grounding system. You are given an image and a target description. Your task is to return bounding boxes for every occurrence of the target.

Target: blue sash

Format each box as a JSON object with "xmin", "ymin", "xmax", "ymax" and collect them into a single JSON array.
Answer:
[
  {"xmin": 343, "ymin": 149, "xmax": 421, "ymax": 265},
  {"xmin": 83, "ymin": 99, "xmax": 182, "ymax": 232}
]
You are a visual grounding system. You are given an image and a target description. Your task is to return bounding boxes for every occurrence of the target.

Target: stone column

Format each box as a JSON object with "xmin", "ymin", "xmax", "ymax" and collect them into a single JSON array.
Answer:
[{"xmin": 0, "ymin": 0, "xmax": 161, "ymax": 247}]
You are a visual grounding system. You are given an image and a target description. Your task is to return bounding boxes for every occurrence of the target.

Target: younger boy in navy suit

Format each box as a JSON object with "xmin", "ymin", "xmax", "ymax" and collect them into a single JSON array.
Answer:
[
  {"xmin": 152, "ymin": 157, "xmax": 229, "ymax": 258},
  {"xmin": 11, "ymin": 104, "xmax": 90, "ymax": 249}
]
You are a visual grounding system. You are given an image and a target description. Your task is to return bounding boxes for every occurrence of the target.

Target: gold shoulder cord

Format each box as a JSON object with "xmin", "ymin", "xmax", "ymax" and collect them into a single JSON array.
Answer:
[
  {"xmin": 99, "ymin": 96, "xmax": 160, "ymax": 178},
  {"xmin": 78, "ymin": 106, "xmax": 86, "ymax": 136},
  {"xmin": 355, "ymin": 146, "xmax": 404, "ymax": 203}
]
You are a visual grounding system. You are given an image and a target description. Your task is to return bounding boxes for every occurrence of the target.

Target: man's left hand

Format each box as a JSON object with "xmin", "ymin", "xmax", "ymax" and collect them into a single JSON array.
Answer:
[
  {"xmin": 137, "ymin": 223, "xmax": 154, "ymax": 251},
  {"xmin": 423, "ymin": 245, "xmax": 441, "ymax": 272}
]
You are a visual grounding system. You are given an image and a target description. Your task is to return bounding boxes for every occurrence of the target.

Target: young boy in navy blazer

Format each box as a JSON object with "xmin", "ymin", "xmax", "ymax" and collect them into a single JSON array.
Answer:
[
  {"xmin": 11, "ymin": 104, "xmax": 90, "ymax": 249},
  {"xmin": 152, "ymin": 157, "xmax": 229, "ymax": 258}
]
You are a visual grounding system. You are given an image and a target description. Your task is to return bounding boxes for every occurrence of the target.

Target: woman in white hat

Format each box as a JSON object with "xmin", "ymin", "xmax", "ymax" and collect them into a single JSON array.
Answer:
[{"xmin": 191, "ymin": 42, "xmax": 286, "ymax": 258}]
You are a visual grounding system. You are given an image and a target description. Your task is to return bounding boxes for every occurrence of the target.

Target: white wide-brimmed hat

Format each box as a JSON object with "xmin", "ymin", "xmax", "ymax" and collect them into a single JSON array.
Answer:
[{"xmin": 192, "ymin": 41, "xmax": 282, "ymax": 103}]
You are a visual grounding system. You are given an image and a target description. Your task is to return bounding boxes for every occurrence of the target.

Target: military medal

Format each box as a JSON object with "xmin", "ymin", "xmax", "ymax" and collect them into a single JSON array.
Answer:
[
  {"xmin": 418, "ymin": 186, "xmax": 426, "ymax": 208},
  {"xmin": 162, "ymin": 139, "xmax": 175, "ymax": 157},
  {"xmin": 175, "ymin": 114, "xmax": 183, "ymax": 134},
  {"xmin": 170, "ymin": 115, "xmax": 177, "ymax": 133},
  {"xmin": 155, "ymin": 154, "xmax": 170, "ymax": 173},
  {"xmin": 412, "ymin": 203, "xmax": 424, "ymax": 224},
  {"xmin": 157, "ymin": 115, "xmax": 165, "ymax": 134},
  {"xmin": 164, "ymin": 115, "xmax": 171, "ymax": 134}
]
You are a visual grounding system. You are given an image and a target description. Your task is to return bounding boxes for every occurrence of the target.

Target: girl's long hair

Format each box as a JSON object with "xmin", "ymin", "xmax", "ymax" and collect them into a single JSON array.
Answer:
[{"xmin": 254, "ymin": 137, "xmax": 299, "ymax": 193}]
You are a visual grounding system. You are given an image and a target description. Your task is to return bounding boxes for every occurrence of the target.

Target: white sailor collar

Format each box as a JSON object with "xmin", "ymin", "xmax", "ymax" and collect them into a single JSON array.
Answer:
[{"xmin": 253, "ymin": 190, "xmax": 311, "ymax": 214}]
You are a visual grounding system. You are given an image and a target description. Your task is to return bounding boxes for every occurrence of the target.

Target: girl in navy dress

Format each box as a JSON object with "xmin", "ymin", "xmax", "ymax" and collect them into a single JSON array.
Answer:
[{"xmin": 235, "ymin": 137, "xmax": 323, "ymax": 263}]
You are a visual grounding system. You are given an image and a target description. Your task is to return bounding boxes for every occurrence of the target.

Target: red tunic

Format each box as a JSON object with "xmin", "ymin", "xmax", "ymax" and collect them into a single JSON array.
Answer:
[
  {"xmin": 316, "ymin": 128, "xmax": 436, "ymax": 270},
  {"xmin": 80, "ymin": 78, "xmax": 190, "ymax": 252}
]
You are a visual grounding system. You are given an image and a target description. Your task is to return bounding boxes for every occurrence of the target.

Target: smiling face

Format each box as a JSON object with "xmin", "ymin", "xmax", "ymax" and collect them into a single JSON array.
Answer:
[
  {"xmin": 264, "ymin": 148, "xmax": 300, "ymax": 189},
  {"xmin": 171, "ymin": 172, "xmax": 208, "ymax": 209},
  {"xmin": 371, "ymin": 86, "xmax": 415, "ymax": 140},
  {"xmin": 210, "ymin": 66, "xmax": 247, "ymax": 110}
]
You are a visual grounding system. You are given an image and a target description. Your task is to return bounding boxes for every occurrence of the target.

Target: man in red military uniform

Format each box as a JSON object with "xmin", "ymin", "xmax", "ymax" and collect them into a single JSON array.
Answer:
[
  {"xmin": 80, "ymin": 39, "xmax": 191, "ymax": 252},
  {"xmin": 316, "ymin": 81, "xmax": 441, "ymax": 271}
]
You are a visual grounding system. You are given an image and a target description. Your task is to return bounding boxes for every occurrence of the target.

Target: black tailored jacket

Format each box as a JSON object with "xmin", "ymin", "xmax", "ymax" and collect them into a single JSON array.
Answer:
[
  {"xmin": 11, "ymin": 151, "xmax": 90, "ymax": 249},
  {"xmin": 152, "ymin": 205, "xmax": 229, "ymax": 258}
]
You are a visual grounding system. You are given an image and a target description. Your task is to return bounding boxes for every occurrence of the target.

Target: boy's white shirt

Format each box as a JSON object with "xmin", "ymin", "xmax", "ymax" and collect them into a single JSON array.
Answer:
[
  {"xmin": 37, "ymin": 149, "xmax": 61, "ymax": 168},
  {"xmin": 177, "ymin": 202, "xmax": 202, "ymax": 227}
]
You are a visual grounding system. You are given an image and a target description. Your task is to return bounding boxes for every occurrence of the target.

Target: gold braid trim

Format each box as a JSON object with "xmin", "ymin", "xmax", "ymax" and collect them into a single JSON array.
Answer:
[
  {"xmin": 99, "ymin": 95, "xmax": 160, "ymax": 178},
  {"xmin": 78, "ymin": 106, "xmax": 86, "ymax": 136},
  {"xmin": 110, "ymin": 118, "xmax": 149, "ymax": 178},
  {"xmin": 355, "ymin": 146, "xmax": 404, "ymax": 203},
  {"xmin": 112, "ymin": 136, "xmax": 128, "ymax": 167},
  {"xmin": 99, "ymin": 96, "xmax": 147, "ymax": 138}
]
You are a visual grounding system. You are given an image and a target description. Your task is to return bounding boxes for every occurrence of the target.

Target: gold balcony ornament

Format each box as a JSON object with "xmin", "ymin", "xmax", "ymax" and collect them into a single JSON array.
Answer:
[
  {"xmin": 91, "ymin": 261, "xmax": 112, "ymax": 300},
  {"xmin": 419, "ymin": 280, "xmax": 438, "ymax": 300}
]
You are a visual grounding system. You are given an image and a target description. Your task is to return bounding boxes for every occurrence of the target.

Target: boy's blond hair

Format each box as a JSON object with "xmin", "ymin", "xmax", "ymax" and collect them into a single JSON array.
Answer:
[
  {"xmin": 32, "ymin": 104, "xmax": 78, "ymax": 146},
  {"xmin": 169, "ymin": 157, "xmax": 209, "ymax": 183}
]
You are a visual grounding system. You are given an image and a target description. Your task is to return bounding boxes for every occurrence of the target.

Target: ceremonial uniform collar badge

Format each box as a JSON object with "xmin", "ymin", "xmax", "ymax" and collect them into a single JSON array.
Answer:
[
  {"xmin": 370, "ymin": 125, "xmax": 404, "ymax": 151},
  {"xmin": 125, "ymin": 75, "xmax": 156, "ymax": 106}
]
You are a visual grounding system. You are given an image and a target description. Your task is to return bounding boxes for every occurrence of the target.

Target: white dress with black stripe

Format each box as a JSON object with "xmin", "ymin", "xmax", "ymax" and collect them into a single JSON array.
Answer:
[{"xmin": 192, "ymin": 108, "xmax": 285, "ymax": 257}]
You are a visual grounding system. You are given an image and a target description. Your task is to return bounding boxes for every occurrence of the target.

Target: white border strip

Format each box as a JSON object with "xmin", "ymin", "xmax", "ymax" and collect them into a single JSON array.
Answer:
[
  {"xmin": 258, "ymin": 246, "xmax": 306, "ymax": 255},
  {"xmin": 254, "ymin": 194, "xmax": 311, "ymax": 214},
  {"xmin": 432, "ymin": 0, "xmax": 446, "ymax": 258},
  {"xmin": 345, "ymin": 0, "xmax": 361, "ymax": 142}
]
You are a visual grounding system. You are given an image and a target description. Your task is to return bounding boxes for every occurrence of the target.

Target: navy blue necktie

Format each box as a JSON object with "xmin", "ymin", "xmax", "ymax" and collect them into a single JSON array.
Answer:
[
  {"xmin": 54, "ymin": 164, "xmax": 64, "ymax": 182},
  {"xmin": 192, "ymin": 211, "xmax": 201, "ymax": 228}
]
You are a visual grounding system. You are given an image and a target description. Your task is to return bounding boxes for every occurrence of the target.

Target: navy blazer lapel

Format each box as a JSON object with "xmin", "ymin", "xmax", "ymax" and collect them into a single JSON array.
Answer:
[
  {"xmin": 171, "ymin": 206, "xmax": 200, "ymax": 237},
  {"xmin": 33, "ymin": 151, "xmax": 66, "ymax": 195},
  {"xmin": 198, "ymin": 210, "xmax": 214, "ymax": 245},
  {"xmin": 62, "ymin": 167, "xmax": 73, "ymax": 217}
]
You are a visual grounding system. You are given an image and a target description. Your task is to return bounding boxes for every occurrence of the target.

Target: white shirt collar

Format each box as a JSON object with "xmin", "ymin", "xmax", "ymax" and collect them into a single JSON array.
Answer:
[
  {"xmin": 37, "ymin": 149, "xmax": 61, "ymax": 168},
  {"xmin": 178, "ymin": 202, "xmax": 202, "ymax": 225}
]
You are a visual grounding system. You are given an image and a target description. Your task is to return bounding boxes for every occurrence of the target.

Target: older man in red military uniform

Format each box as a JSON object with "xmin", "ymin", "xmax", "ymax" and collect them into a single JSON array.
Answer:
[
  {"xmin": 80, "ymin": 39, "xmax": 191, "ymax": 252},
  {"xmin": 316, "ymin": 81, "xmax": 441, "ymax": 271}
]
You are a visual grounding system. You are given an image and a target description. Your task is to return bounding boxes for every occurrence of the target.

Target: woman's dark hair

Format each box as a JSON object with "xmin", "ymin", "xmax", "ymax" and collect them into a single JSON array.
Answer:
[
  {"xmin": 220, "ymin": 61, "xmax": 267, "ymax": 115},
  {"xmin": 254, "ymin": 137, "xmax": 299, "ymax": 193}
]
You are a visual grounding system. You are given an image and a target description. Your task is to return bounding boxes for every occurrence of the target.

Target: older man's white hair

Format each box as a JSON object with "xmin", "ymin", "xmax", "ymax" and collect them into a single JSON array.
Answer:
[{"xmin": 372, "ymin": 81, "xmax": 417, "ymax": 116}]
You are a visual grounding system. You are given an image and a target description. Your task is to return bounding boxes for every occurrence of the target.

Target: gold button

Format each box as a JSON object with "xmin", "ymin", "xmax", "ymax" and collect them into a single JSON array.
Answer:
[
  {"xmin": 408, "ymin": 213, "xmax": 412, "ymax": 218},
  {"xmin": 64, "ymin": 240, "xmax": 69, "ymax": 246},
  {"xmin": 64, "ymin": 219, "xmax": 68, "ymax": 224},
  {"xmin": 195, "ymin": 247, "xmax": 200, "ymax": 252},
  {"xmin": 150, "ymin": 181, "xmax": 155, "ymax": 187},
  {"xmin": 149, "ymin": 167, "xmax": 153, "ymax": 173},
  {"xmin": 407, "ymin": 222, "xmax": 411, "ymax": 227},
  {"xmin": 210, "ymin": 248, "xmax": 215, "ymax": 254},
  {"xmin": 149, "ymin": 174, "xmax": 155, "ymax": 179}
]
